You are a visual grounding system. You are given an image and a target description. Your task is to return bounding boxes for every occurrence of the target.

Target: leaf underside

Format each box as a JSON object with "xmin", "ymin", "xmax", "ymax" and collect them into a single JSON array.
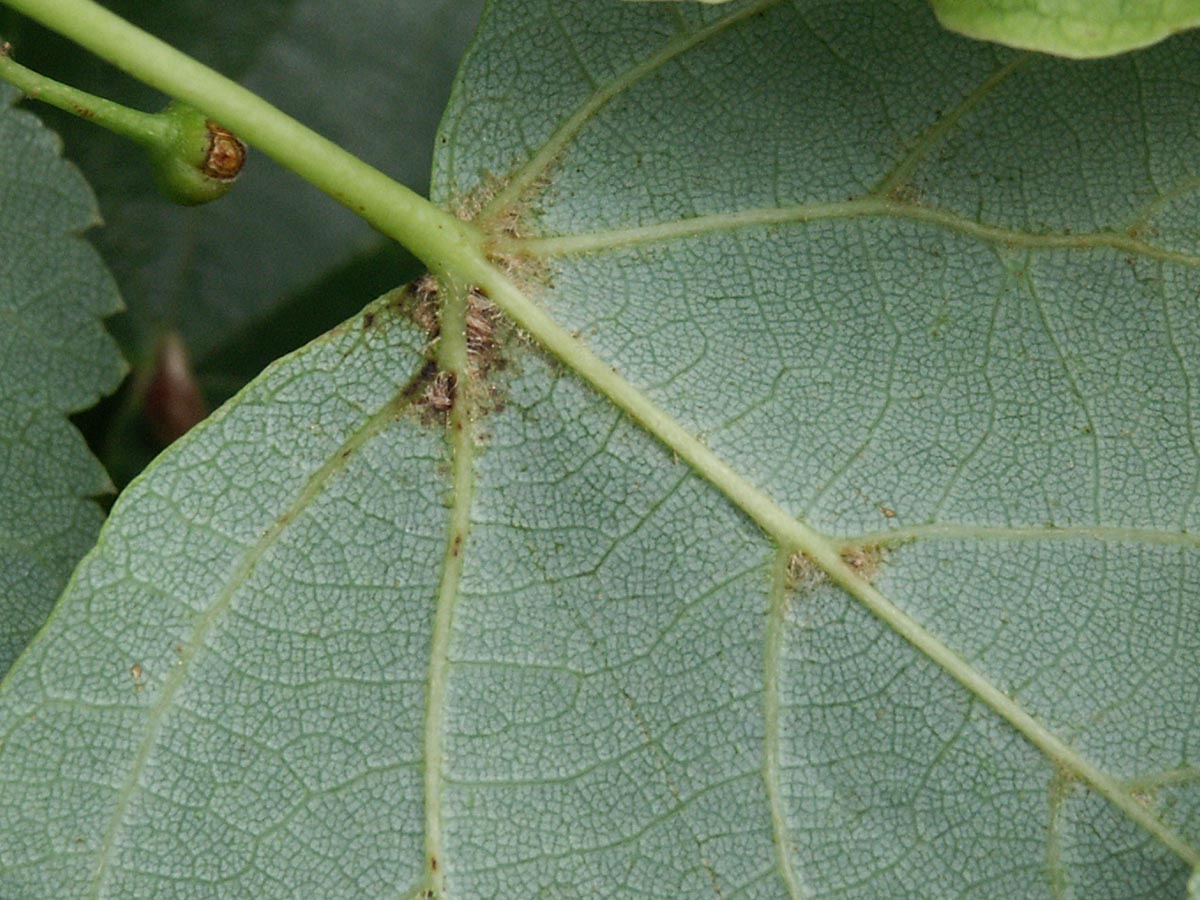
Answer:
[
  {"xmin": 2, "ymin": 1, "xmax": 1199, "ymax": 898},
  {"xmin": 0, "ymin": 90, "xmax": 124, "ymax": 675}
]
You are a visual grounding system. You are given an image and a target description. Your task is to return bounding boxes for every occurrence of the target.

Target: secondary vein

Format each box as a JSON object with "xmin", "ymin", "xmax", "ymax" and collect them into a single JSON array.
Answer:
[
  {"xmin": 477, "ymin": 0, "xmax": 783, "ymax": 222},
  {"xmin": 505, "ymin": 198, "xmax": 1200, "ymax": 269},
  {"xmin": 420, "ymin": 277, "xmax": 478, "ymax": 900},
  {"xmin": 839, "ymin": 522, "xmax": 1200, "ymax": 552},
  {"xmin": 871, "ymin": 54, "xmax": 1032, "ymax": 198},
  {"xmin": 763, "ymin": 550, "xmax": 807, "ymax": 900},
  {"xmin": 85, "ymin": 358, "xmax": 430, "ymax": 898}
]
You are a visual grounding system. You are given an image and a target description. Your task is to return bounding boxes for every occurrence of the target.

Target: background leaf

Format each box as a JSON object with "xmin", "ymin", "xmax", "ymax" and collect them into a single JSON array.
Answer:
[
  {"xmin": 930, "ymin": 0, "xmax": 1200, "ymax": 58},
  {"xmin": 0, "ymin": 88, "xmax": 125, "ymax": 674},
  {"xmin": 2, "ymin": 0, "xmax": 1200, "ymax": 897}
]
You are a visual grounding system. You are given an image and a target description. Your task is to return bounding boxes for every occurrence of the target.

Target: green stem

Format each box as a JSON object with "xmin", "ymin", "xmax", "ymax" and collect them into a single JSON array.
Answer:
[
  {"xmin": 0, "ymin": 0, "xmax": 484, "ymax": 275},
  {"xmin": 0, "ymin": 44, "xmax": 169, "ymax": 146},
  {"xmin": 0, "ymin": 3, "xmax": 780, "ymax": 525},
  {"xmin": 0, "ymin": 0, "xmax": 818, "ymax": 553}
]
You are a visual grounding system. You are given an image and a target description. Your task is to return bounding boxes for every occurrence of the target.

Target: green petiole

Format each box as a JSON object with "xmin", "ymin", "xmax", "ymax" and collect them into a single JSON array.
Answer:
[{"xmin": 0, "ymin": 42, "xmax": 170, "ymax": 146}]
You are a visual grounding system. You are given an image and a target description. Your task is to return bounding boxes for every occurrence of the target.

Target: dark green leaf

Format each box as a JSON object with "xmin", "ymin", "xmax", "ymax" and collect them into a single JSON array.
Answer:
[{"xmin": 0, "ymin": 89, "xmax": 124, "ymax": 672}]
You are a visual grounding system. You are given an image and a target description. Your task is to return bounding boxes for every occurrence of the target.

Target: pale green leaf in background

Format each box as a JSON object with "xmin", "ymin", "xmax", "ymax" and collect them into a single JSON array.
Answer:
[
  {"xmin": 930, "ymin": 0, "xmax": 1200, "ymax": 57},
  {"xmin": 2, "ymin": 0, "xmax": 1200, "ymax": 897},
  {"xmin": 0, "ymin": 89, "xmax": 124, "ymax": 674},
  {"xmin": 638, "ymin": 0, "xmax": 1200, "ymax": 58}
]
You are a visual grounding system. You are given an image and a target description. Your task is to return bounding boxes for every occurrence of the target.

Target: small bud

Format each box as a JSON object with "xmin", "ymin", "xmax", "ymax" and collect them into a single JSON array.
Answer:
[
  {"xmin": 143, "ymin": 331, "xmax": 208, "ymax": 446},
  {"xmin": 151, "ymin": 101, "xmax": 246, "ymax": 206}
]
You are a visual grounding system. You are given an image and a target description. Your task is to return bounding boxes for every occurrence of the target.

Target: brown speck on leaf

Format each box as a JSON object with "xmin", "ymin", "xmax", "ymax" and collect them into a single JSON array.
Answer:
[
  {"xmin": 840, "ymin": 544, "xmax": 887, "ymax": 583},
  {"xmin": 888, "ymin": 181, "xmax": 921, "ymax": 204},
  {"xmin": 424, "ymin": 371, "xmax": 457, "ymax": 413},
  {"xmin": 465, "ymin": 288, "xmax": 498, "ymax": 357},
  {"xmin": 130, "ymin": 663, "xmax": 143, "ymax": 680},
  {"xmin": 463, "ymin": 288, "xmax": 507, "ymax": 382},
  {"xmin": 413, "ymin": 273, "xmax": 438, "ymax": 300},
  {"xmin": 880, "ymin": 506, "xmax": 896, "ymax": 519},
  {"xmin": 409, "ymin": 274, "xmax": 440, "ymax": 337},
  {"xmin": 785, "ymin": 552, "xmax": 821, "ymax": 591}
]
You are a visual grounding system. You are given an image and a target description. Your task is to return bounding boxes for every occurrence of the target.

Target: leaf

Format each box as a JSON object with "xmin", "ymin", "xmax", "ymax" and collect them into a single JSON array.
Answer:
[
  {"xmin": 4, "ymin": 0, "xmax": 482, "ymax": 362},
  {"xmin": 930, "ymin": 0, "xmax": 1200, "ymax": 58},
  {"xmin": 653, "ymin": 0, "xmax": 1200, "ymax": 57},
  {"xmin": 2, "ymin": 1, "xmax": 1200, "ymax": 898},
  {"xmin": 0, "ymin": 291, "xmax": 444, "ymax": 896},
  {"xmin": 0, "ymin": 89, "xmax": 125, "ymax": 674}
]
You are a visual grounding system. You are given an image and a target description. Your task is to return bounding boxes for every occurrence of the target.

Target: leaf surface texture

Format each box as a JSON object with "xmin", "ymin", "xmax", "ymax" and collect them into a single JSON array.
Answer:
[
  {"xmin": 0, "ymin": 91, "xmax": 124, "ymax": 674},
  {"xmin": 2, "ymin": 1, "xmax": 1199, "ymax": 897}
]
